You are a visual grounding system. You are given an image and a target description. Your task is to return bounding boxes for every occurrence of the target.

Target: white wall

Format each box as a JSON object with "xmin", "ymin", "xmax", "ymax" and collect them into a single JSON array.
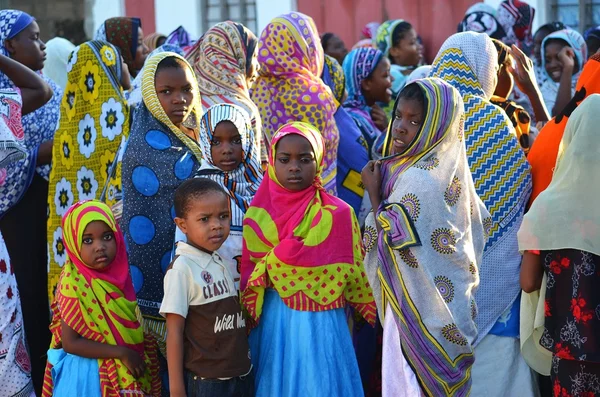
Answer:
[
  {"xmin": 154, "ymin": 0, "xmax": 202, "ymax": 39},
  {"xmin": 256, "ymin": 0, "xmax": 295, "ymax": 35},
  {"xmin": 89, "ymin": 0, "xmax": 125, "ymax": 37},
  {"xmin": 484, "ymin": 0, "xmax": 546, "ymax": 32}
]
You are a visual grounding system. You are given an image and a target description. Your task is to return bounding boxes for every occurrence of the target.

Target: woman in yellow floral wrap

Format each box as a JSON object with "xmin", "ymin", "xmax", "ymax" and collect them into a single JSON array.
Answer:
[{"xmin": 47, "ymin": 40, "xmax": 131, "ymax": 300}]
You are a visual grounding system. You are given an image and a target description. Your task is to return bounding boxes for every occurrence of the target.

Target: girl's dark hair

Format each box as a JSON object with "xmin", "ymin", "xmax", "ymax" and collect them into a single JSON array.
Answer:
[
  {"xmin": 397, "ymin": 82, "xmax": 425, "ymax": 108},
  {"xmin": 545, "ymin": 38, "xmax": 580, "ymax": 73},
  {"xmin": 535, "ymin": 22, "xmax": 566, "ymax": 38},
  {"xmin": 321, "ymin": 32, "xmax": 335, "ymax": 50},
  {"xmin": 156, "ymin": 56, "xmax": 186, "ymax": 72},
  {"xmin": 174, "ymin": 178, "xmax": 228, "ymax": 218},
  {"xmin": 391, "ymin": 21, "xmax": 414, "ymax": 49}
]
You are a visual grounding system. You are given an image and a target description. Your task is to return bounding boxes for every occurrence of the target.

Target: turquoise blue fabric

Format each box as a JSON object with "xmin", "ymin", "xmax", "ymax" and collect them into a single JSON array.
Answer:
[
  {"xmin": 47, "ymin": 348, "xmax": 101, "ymax": 397},
  {"xmin": 249, "ymin": 289, "xmax": 364, "ymax": 397}
]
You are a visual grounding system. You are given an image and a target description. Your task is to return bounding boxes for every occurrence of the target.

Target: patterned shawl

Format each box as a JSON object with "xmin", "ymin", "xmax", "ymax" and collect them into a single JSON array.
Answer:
[
  {"xmin": 166, "ymin": 26, "xmax": 194, "ymax": 51},
  {"xmin": 43, "ymin": 200, "xmax": 160, "ymax": 397},
  {"xmin": 121, "ymin": 51, "xmax": 202, "ymax": 341},
  {"xmin": 95, "ymin": 17, "xmax": 142, "ymax": 75},
  {"xmin": 430, "ymin": 32, "xmax": 532, "ymax": 340},
  {"xmin": 540, "ymin": 29, "xmax": 587, "ymax": 113},
  {"xmin": 528, "ymin": 53, "xmax": 600, "ymax": 206},
  {"xmin": 497, "ymin": 0, "xmax": 535, "ymax": 47},
  {"xmin": 241, "ymin": 121, "xmax": 376, "ymax": 325},
  {"xmin": 143, "ymin": 32, "xmax": 166, "ymax": 51},
  {"xmin": 250, "ymin": 12, "xmax": 339, "ymax": 194},
  {"xmin": 322, "ymin": 55, "xmax": 369, "ymax": 221},
  {"xmin": 519, "ymin": 94, "xmax": 600, "ymax": 257},
  {"xmin": 0, "ymin": 89, "xmax": 25, "ymax": 168},
  {"xmin": 457, "ymin": 3, "xmax": 506, "ymax": 40},
  {"xmin": 364, "ymin": 78, "xmax": 489, "ymax": 396},
  {"xmin": 47, "ymin": 41, "xmax": 129, "ymax": 300},
  {"xmin": 185, "ymin": 21, "xmax": 262, "ymax": 155},
  {"xmin": 342, "ymin": 48, "xmax": 385, "ymax": 156},
  {"xmin": 0, "ymin": 9, "xmax": 63, "ymax": 217}
]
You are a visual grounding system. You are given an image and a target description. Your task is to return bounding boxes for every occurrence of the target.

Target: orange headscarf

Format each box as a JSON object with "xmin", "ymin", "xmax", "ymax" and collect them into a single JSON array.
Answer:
[{"xmin": 528, "ymin": 53, "xmax": 600, "ymax": 206}]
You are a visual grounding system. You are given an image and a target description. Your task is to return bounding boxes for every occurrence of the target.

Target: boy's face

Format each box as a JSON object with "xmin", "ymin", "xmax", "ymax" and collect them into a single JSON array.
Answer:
[{"xmin": 174, "ymin": 192, "xmax": 231, "ymax": 254}]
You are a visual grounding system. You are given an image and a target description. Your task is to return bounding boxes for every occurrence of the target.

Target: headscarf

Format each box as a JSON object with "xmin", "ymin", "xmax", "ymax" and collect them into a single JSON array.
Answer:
[
  {"xmin": 362, "ymin": 22, "xmax": 380, "ymax": 40},
  {"xmin": 197, "ymin": 103, "xmax": 262, "ymax": 229},
  {"xmin": 342, "ymin": 47, "xmax": 385, "ymax": 154},
  {"xmin": 95, "ymin": 17, "xmax": 142, "ymax": 73},
  {"xmin": 143, "ymin": 32, "xmax": 166, "ymax": 51},
  {"xmin": 240, "ymin": 122, "xmax": 376, "ymax": 325},
  {"xmin": 166, "ymin": 26, "xmax": 193, "ymax": 50},
  {"xmin": 251, "ymin": 12, "xmax": 339, "ymax": 194},
  {"xmin": 43, "ymin": 200, "xmax": 160, "ymax": 397},
  {"xmin": 497, "ymin": 0, "xmax": 535, "ymax": 47},
  {"xmin": 364, "ymin": 78, "xmax": 489, "ymax": 395},
  {"xmin": 584, "ymin": 25, "xmax": 600, "ymax": 42},
  {"xmin": 430, "ymin": 32, "xmax": 533, "ymax": 340},
  {"xmin": 0, "ymin": 89, "xmax": 25, "ymax": 168},
  {"xmin": 0, "ymin": 9, "xmax": 63, "ymax": 217},
  {"xmin": 533, "ymin": 22, "xmax": 567, "ymax": 84},
  {"xmin": 42, "ymin": 37, "xmax": 76, "ymax": 90},
  {"xmin": 519, "ymin": 94, "xmax": 600, "ymax": 257},
  {"xmin": 540, "ymin": 29, "xmax": 587, "ymax": 113},
  {"xmin": 121, "ymin": 51, "xmax": 202, "ymax": 342},
  {"xmin": 406, "ymin": 64, "xmax": 432, "ymax": 85},
  {"xmin": 458, "ymin": 3, "xmax": 506, "ymax": 40},
  {"xmin": 322, "ymin": 55, "xmax": 370, "ymax": 222},
  {"xmin": 374, "ymin": 20, "xmax": 413, "ymax": 96},
  {"xmin": 185, "ymin": 21, "xmax": 262, "ymax": 155},
  {"xmin": 47, "ymin": 40, "xmax": 129, "ymax": 299},
  {"xmin": 528, "ymin": 53, "xmax": 600, "ymax": 206},
  {"xmin": 126, "ymin": 44, "xmax": 184, "ymax": 107},
  {"xmin": 352, "ymin": 39, "xmax": 374, "ymax": 50}
]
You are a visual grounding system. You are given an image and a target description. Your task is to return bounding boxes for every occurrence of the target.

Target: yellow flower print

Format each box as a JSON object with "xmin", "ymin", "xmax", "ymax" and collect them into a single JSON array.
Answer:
[
  {"xmin": 59, "ymin": 131, "xmax": 74, "ymax": 170},
  {"xmin": 62, "ymin": 81, "xmax": 78, "ymax": 121},
  {"xmin": 79, "ymin": 60, "xmax": 102, "ymax": 103},
  {"xmin": 101, "ymin": 45, "xmax": 117, "ymax": 66},
  {"xmin": 100, "ymin": 149, "xmax": 116, "ymax": 185}
]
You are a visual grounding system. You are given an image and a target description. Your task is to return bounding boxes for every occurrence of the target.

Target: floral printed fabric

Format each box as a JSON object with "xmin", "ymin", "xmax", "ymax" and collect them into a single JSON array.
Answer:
[{"xmin": 47, "ymin": 41, "xmax": 129, "ymax": 301}]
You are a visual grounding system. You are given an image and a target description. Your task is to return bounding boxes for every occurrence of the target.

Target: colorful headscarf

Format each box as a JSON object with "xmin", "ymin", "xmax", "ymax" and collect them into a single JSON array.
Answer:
[
  {"xmin": 47, "ymin": 41, "xmax": 129, "ymax": 299},
  {"xmin": 458, "ymin": 3, "xmax": 506, "ymax": 40},
  {"xmin": 0, "ymin": 9, "xmax": 63, "ymax": 217},
  {"xmin": 497, "ymin": 0, "xmax": 535, "ymax": 47},
  {"xmin": 431, "ymin": 32, "xmax": 532, "ymax": 340},
  {"xmin": 322, "ymin": 55, "xmax": 369, "ymax": 222},
  {"xmin": 528, "ymin": 53, "xmax": 600, "ymax": 206},
  {"xmin": 519, "ymin": 94, "xmax": 600, "ymax": 257},
  {"xmin": 374, "ymin": 19, "xmax": 414, "ymax": 97},
  {"xmin": 121, "ymin": 51, "xmax": 202, "ymax": 342},
  {"xmin": 0, "ymin": 89, "xmax": 25, "ymax": 168},
  {"xmin": 166, "ymin": 26, "xmax": 193, "ymax": 50},
  {"xmin": 251, "ymin": 12, "xmax": 339, "ymax": 194},
  {"xmin": 374, "ymin": 19, "xmax": 405, "ymax": 58},
  {"xmin": 342, "ymin": 47, "xmax": 385, "ymax": 154},
  {"xmin": 95, "ymin": 17, "xmax": 142, "ymax": 74},
  {"xmin": 540, "ymin": 29, "xmax": 588, "ymax": 113},
  {"xmin": 185, "ymin": 21, "xmax": 262, "ymax": 153},
  {"xmin": 197, "ymin": 103, "xmax": 262, "ymax": 229},
  {"xmin": 352, "ymin": 39, "xmax": 375, "ymax": 50},
  {"xmin": 362, "ymin": 22, "xmax": 381, "ymax": 40},
  {"xmin": 43, "ymin": 200, "xmax": 160, "ymax": 397},
  {"xmin": 365, "ymin": 78, "xmax": 489, "ymax": 396},
  {"xmin": 241, "ymin": 122, "xmax": 376, "ymax": 325},
  {"xmin": 143, "ymin": 32, "xmax": 166, "ymax": 51}
]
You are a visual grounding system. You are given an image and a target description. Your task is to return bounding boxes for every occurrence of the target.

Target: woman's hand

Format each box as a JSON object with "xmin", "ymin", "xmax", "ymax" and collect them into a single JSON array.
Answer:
[
  {"xmin": 508, "ymin": 45, "xmax": 538, "ymax": 96},
  {"xmin": 120, "ymin": 347, "xmax": 147, "ymax": 379},
  {"xmin": 557, "ymin": 46, "xmax": 576, "ymax": 74},
  {"xmin": 371, "ymin": 104, "xmax": 388, "ymax": 132},
  {"xmin": 361, "ymin": 160, "xmax": 382, "ymax": 199}
]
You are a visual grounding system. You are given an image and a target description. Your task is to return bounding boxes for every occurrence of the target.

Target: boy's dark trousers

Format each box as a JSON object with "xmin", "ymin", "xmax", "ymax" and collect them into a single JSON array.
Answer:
[{"xmin": 186, "ymin": 369, "xmax": 255, "ymax": 397}]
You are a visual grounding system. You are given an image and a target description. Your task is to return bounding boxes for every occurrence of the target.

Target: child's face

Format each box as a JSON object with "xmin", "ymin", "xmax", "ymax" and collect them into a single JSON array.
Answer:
[
  {"xmin": 362, "ymin": 57, "xmax": 393, "ymax": 106},
  {"xmin": 545, "ymin": 41, "xmax": 568, "ymax": 82},
  {"xmin": 324, "ymin": 34, "xmax": 348, "ymax": 66},
  {"xmin": 155, "ymin": 65, "xmax": 196, "ymax": 125},
  {"xmin": 274, "ymin": 134, "xmax": 317, "ymax": 191},
  {"xmin": 390, "ymin": 97, "xmax": 424, "ymax": 155},
  {"xmin": 80, "ymin": 220, "xmax": 117, "ymax": 270},
  {"xmin": 174, "ymin": 192, "xmax": 231, "ymax": 254},
  {"xmin": 211, "ymin": 121, "xmax": 243, "ymax": 172},
  {"xmin": 390, "ymin": 28, "xmax": 421, "ymax": 67},
  {"xmin": 533, "ymin": 30, "xmax": 551, "ymax": 64}
]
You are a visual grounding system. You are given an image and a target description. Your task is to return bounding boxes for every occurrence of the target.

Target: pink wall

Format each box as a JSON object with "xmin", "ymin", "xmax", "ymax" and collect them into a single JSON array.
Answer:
[
  {"xmin": 298, "ymin": 0, "xmax": 477, "ymax": 64},
  {"xmin": 124, "ymin": 0, "xmax": 156, "ymax": 34}
]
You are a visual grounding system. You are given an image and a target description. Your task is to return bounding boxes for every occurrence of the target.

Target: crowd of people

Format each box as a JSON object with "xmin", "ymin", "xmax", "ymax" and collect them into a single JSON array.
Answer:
[{"xmin": 0, "ymin": 0, "xmax": 598, "ymax": 396}]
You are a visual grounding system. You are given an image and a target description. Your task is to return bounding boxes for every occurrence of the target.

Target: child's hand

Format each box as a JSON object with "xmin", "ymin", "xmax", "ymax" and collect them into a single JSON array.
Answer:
[
  {"xmin": 120, "ymin": 347, "xmax": 147, "ymax": 379},
  {"xmin": 361, "ymin": 160, "xmax": 382, "ymax": 197},
  {"xmin": 557, "ymin": 47, "xmax": 576, "ymax": 72},
  {"xmin": 371, "ymin": 104, "xmax": 389, "ymax": 132}
]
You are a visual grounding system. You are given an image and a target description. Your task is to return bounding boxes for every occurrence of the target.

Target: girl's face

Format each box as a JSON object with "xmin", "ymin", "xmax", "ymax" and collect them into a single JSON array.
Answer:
[
  {"xmin": 134, "ymin": 26, "xmax": 150, "ymax": 72},
  {"xmin": 155, "ymin": 65, "xmax": 195, "ymax": 125},
  {"xmin": 362, "ymin": 57, "xmax": 393, "ymax": 106},
  {"xmin": 545, "ymin": 41, "xmax": 568, "ymax": 82},
  {"xmin": 390, "ymin": 97, "xmax": 424, "ymax": 155},
  {"xmin": 324, "ymin": 34, "xmax": 348, "ymax": 66},
  {"xmin": 274, "ymin": 134, "xmax": 317, "ymax": 191},
  {"xmin": 389, "ymin": 28, "xmax": 421, "ymax": 67},
  {"xmin": 5, "ymin": 21, "xmax": 46, "ymax": 71},
  {"xmin": 533, "ymin": 30, "xmax": 551, "ymax": 64},
  {"xmin": 80, "ymin": 220, "xmax": 117, "ymax": 270},
  {"xmin": 211, "ymin": 120, "xmax": 243, "ymax": 172}
]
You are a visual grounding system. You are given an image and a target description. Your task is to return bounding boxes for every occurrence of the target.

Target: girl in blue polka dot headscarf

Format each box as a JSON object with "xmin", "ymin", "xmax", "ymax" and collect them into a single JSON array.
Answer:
[{"xmin": 121, "ymin": 51, "xmax": 202, "ymax": 351}]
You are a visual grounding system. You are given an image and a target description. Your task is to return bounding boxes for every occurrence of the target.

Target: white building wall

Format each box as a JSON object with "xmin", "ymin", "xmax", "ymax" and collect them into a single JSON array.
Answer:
[
  {"xmin": 154, "ymin": 0, "xmax": 203, "ymax": 38},
  {"xmin": 89, "ymin": 0, "xmax": 125, "ymax": 37},
  {"xmin": 256, "ymin": 0, "xmax": 295, "ymax": 34}
]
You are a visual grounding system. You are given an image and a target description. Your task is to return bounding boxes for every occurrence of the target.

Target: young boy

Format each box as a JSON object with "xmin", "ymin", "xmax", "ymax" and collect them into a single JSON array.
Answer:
[{"xmin": 160, "ymin": 178, "xmax": 253, "ymax": 397}]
